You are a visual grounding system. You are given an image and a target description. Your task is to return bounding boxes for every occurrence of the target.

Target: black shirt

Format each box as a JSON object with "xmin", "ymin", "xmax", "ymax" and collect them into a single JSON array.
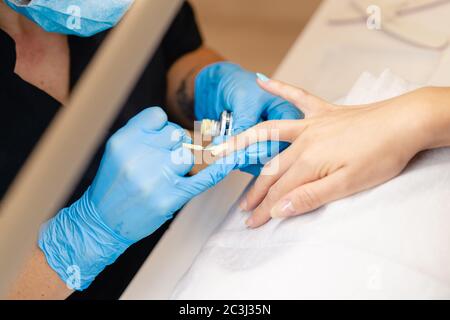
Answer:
[{"xmin": 0, "ymin": 2, "xmax": 202, "ymax": 299}]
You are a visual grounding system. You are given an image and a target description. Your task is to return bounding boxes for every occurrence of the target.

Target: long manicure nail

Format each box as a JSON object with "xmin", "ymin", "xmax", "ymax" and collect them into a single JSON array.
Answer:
[
  {"xmin": 207, "ymin": 143, "xmax": 228, "ymax": 156},
  {"xmin": 271, "ymin": 200, "xmax": 296, "ymax": 218},
  {"xmin": 239, "ymin": 199, "xmax": 248, "ymax": 211},
  {"xmin": 256, "ymin": 73, "xmax": 270, "ymax": 82}
]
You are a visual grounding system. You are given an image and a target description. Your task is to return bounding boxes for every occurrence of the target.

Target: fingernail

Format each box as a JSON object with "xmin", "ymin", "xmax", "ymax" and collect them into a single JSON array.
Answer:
[
  {"xmin": 239, "ymin": 198, "xmax": 248, "ymax": 211},
  {"xmin": 246, "ymin": 217, "xmax": 255, "ymax": 228},
  {"xmin": 256, "ymin": 73, "xmax": 270, "ymax": 82},
  {"xmin": 207, "ymin": 143, "xmax": 228, "ymax": 156},
  {"xmin": 270, "ymin": 200, "xmax": 296, "ymax": 218}
]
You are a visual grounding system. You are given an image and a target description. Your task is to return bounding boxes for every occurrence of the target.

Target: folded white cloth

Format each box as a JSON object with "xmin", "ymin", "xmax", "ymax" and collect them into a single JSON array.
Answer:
[{"xmin": 172, "ymin": 70, "xmax": 450, "ymax": 300}]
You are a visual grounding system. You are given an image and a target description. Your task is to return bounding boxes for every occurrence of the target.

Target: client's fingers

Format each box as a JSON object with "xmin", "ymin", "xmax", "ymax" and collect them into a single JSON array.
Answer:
[
  {"xmin": 271, "ymin": 169, "xmax": 351, "ymax": 218},
  {"xmin": 241, "ymin": 145, "xmax": 298, "ymax": 211},
  {"xmin": 257, "ymin": 78, "xmax": 334, "ymax": 118},
  {"xmin": 246, "ymin": 161, "xmax": 316, "ymax": 228},
  {"xmin": 212, "ymin": 120, "xmax": 306, "ymax": 157}
]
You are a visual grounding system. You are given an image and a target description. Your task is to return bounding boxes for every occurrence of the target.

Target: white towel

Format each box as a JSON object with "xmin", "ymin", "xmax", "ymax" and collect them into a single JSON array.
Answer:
[{"xmin": 171, "ymin": 70, "xmax": 450, "ymax": 300}]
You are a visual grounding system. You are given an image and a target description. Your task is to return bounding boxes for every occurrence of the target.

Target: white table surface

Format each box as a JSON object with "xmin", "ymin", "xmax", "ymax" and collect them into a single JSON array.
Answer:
[{"xmin": 121, "ymin": 0, "xmax": 450, "ymax": 299}]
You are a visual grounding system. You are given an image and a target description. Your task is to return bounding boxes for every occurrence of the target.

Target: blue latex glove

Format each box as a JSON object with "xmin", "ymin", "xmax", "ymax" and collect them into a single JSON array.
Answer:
[
  {"xmin": 39, "ymin": 107, "xmax": 238, "ymax": 290},
  {"xmin": 4, "ymin": 0, "xmax": 133, "ymax": 37},
  {"xmin": 195, "ymin": 62, "xmax": 303, "ymax": 175}
]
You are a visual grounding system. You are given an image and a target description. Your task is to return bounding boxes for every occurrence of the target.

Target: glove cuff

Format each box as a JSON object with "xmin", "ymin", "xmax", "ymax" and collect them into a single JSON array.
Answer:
[{"xmin": 38, "ymin": 188, "xmax": 133, "ymax": 290}]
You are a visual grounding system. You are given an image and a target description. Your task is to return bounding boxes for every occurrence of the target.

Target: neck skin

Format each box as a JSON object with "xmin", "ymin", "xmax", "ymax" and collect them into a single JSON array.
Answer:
[
  {"xmin": 0, "ymin": 1, "xmax": 46, "ymax": 41},
  {"xmin": 0, "ymin": 1, "xmax": 70, "ymax": 103}
]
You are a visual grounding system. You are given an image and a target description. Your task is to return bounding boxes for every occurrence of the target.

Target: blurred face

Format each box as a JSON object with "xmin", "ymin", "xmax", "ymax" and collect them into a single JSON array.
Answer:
[{"xmin": 3, "ymin": 0, "xmax": 133, "ymax": 37}]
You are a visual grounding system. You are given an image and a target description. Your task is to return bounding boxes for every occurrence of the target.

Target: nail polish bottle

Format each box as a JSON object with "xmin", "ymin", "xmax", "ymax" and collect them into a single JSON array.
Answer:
[{"xmin": 200, "ymin": 111, "xmax": 233, "ymax": 137}]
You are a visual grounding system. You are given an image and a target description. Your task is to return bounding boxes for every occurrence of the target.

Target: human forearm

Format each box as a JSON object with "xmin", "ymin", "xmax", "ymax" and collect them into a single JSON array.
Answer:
[
  {"xmin": 166, "ymin": 47, "xmax": 223, "ymax": 129},
  {"xmin": 7, "ymin": 247, "xmax": 72, "ymax": 300},
  {"xmin": 418, "ymin": 87, "xmax": 450, "ymax": 150}
]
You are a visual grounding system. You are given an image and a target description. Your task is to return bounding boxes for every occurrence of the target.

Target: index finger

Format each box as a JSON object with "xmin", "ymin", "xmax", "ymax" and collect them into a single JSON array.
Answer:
[
  {"xmin": 210, "ymin": 119, "xmax": 307, "ymax": 157},
  {"xmin": 257, "ymin": 78, "xmax": 333, "ymax": 118}
]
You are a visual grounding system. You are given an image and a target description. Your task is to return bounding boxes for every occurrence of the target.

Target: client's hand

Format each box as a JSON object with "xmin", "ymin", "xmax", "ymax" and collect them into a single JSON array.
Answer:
[{"xmin": 216, "ymin": 78, "xmax": 450, "ymax": 228}]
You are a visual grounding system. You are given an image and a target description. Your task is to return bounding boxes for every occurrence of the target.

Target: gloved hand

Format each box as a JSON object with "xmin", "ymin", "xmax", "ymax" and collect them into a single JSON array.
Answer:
[
  {"xmin": 194, "ymin": 62, "xmax": 304, "ymax": 175},
  {"xmin": 39, "ymin": 107, "xmax": 237, "ymax": 290}
]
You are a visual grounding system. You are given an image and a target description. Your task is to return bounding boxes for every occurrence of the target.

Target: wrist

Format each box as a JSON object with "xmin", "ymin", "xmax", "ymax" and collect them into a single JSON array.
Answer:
[
  {"xmin": 38, "ymin": 188, "xmax": 132, "ymax": 290},
  {"xmin": 414, "ymin": 87, "xmax": 450, "ymax": 150}
]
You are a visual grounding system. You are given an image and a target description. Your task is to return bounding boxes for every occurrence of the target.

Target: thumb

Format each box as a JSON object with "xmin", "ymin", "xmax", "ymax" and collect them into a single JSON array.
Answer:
[
  {"xmin": 127, "ymin": 106, "xmax": 168, "ymax": 131},
  {"xmin": 178, "ymin": 151, "xmax": 246, "ymax": 197},
  {"xmin": 270, "ymin": 170, "xmax": 351, "ymax": 218},
  {"xmin": 257, "ymin": 77, "xmax": 334, "ymax": 118}
]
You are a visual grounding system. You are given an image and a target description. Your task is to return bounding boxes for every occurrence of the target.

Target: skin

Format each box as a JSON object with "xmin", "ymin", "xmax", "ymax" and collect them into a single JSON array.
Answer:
[
  {"xmin": 0, "ymin": 1, "xmax": 70, "ymax": 103},
  {"xmin": 218, "ymin": 78, "xmax": 450, "ymax": 229},
  {"xmin": 1, "ymin": 2, "xmax": 223, "ymax": 299}
]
